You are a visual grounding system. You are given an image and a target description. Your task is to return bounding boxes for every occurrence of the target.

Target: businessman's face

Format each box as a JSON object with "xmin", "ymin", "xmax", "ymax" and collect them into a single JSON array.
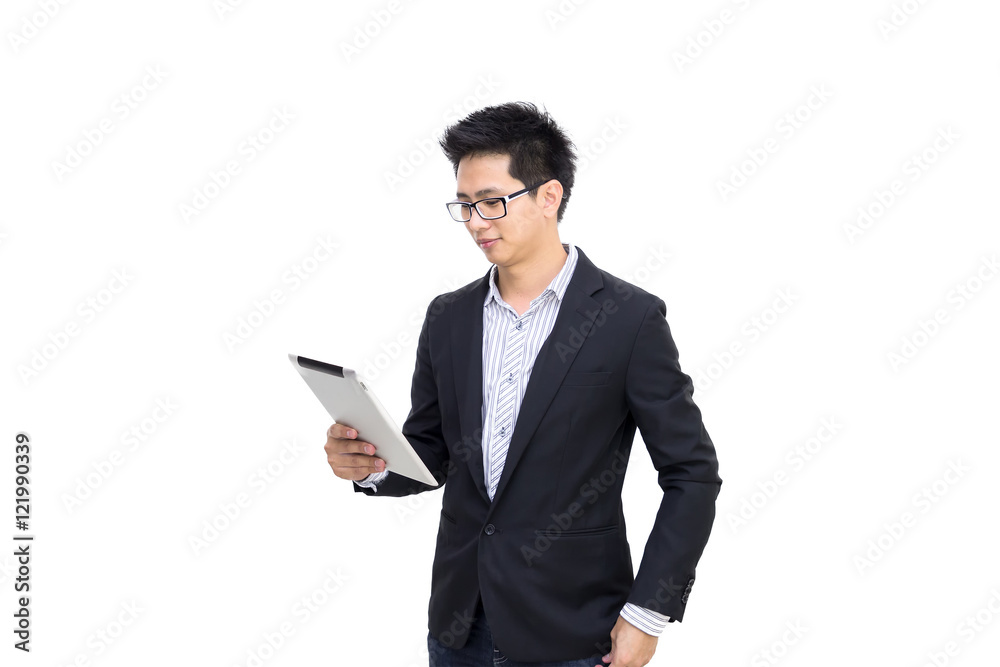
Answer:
[{"xmin": 455, "ymin": 153, "xmax": 552, "ymax": 265}]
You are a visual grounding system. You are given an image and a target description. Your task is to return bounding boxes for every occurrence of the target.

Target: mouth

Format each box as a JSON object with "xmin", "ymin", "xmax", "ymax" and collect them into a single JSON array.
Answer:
[{"xmin": 478, "ymin": 238, "xmax": 500, "ymax": 249}]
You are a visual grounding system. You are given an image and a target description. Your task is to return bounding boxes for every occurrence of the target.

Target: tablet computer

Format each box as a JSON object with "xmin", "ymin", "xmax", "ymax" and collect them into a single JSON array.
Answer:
[{"xmin": 288, "ymin": 354, "xmax": 439, "ymax": 487}]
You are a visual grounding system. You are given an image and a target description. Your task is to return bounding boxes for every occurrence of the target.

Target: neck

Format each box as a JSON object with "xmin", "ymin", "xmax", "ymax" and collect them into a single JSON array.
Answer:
[{"xmin": 495, "ymin": 241, "xmax": 568, "ymax": 304}]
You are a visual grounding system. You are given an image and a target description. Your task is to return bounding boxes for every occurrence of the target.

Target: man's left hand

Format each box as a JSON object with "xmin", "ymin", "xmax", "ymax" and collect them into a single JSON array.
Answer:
[{"xmin": 598, "ymin": 615, "xmax": 658, "ymax": 667}]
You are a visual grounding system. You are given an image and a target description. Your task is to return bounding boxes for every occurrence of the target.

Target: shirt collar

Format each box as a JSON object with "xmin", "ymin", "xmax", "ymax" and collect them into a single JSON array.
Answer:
[{"xmin": 484, "ymin": 242, "xmax": 578, "ymax": 309}]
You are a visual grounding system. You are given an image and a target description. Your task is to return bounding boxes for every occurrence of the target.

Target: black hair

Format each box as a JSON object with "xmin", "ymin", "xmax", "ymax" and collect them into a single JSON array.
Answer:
[{"xmin": 438, "ymin": 101, "xmax": 576, "ymax": 222}]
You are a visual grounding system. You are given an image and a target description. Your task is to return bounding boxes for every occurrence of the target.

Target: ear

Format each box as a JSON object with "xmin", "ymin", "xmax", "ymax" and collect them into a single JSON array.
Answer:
[{"xmin": 537, "ymin": 179, "xmax": 564, "ymax": 220}]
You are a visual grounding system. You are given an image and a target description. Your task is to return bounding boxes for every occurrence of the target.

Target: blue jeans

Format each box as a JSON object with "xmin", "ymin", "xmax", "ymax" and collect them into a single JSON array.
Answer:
[{"xmin": 427, "ymin": 598, "xmax": 602, "ymax": 666}]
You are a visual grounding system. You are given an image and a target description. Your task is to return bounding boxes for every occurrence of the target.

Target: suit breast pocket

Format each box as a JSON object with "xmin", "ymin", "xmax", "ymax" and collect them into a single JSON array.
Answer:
[{"xmin": 561, "ymin": 371, "xmax": 611, "ymax": 387}]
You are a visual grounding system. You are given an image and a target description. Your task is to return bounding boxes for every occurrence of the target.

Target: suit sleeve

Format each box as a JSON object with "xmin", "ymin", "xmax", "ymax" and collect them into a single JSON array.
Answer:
[
  {"xmin": 623, "ymin": 296, "xmax": 722, "ymax": 622},
  {"xmin": 353, "ymin": 298, "xmax": 450, "ymax": 497}
]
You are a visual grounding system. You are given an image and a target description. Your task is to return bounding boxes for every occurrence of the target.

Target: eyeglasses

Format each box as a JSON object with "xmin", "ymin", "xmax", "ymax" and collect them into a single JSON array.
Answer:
[{"xmin": 445, "ymin": 179, "xmax": 551, "ymax": 222}]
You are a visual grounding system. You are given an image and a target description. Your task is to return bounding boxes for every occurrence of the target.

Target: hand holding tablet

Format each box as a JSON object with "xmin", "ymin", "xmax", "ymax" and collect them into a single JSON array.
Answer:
[
  {"xmin": 325, "ymin": 421, "xmax": 385, "ymax": 481},
  {"xmin": 288, "ymin": 354, "xmax": 440, "ymax": 487}
]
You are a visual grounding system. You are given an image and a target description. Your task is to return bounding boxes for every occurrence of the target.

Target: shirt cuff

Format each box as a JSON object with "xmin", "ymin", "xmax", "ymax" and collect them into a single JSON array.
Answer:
[
  {"xmin": 620, "ymin": 602, "xmax": 670, "ymax": 637},
  {"xmin": 354, "ymin": 470, "xmax": 389, "ymax": 492}
]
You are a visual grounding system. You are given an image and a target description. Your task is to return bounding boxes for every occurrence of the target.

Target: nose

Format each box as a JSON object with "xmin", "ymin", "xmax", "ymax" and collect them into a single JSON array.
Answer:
[{"xmin": 466, "ymin": 207, "xmax": 492, "ymax": 231}]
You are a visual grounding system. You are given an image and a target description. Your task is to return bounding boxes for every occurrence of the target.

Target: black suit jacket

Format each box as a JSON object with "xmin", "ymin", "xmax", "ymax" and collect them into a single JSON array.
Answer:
[{"xmin": 354, "ymin": 245, "xmax": 722, "ymax": 662}]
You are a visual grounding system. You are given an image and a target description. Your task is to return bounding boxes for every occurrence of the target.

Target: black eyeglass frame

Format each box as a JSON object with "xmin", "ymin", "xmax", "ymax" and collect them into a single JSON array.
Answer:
[{"xmin": 445, "ymin": 179, "xmax": 553, "ymax": 222}]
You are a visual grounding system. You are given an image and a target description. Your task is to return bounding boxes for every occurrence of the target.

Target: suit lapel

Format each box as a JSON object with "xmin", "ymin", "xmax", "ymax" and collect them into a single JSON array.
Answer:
[
  {"xmin": 451, "ymin": 247, "xmax": 605, "ymax": 508},
  {"xmin": 453, "ymin": 269, "xmax": 490, "ymax": 503}
]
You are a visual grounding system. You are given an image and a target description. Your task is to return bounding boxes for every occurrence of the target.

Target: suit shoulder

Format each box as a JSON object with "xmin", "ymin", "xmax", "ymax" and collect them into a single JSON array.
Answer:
[
  {"xmin": 422, "ymin": 273, "xmax": 487, "ymax": 319},
  {"xmin": 593, "ymin": 265, "xmax": 664, "ymax": 314}
]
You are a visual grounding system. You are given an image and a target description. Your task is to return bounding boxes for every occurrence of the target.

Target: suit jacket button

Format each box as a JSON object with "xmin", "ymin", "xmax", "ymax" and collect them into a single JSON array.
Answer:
[{"xmin": 484, "ymin": 524, "xmax": 495, "ymax": 535}]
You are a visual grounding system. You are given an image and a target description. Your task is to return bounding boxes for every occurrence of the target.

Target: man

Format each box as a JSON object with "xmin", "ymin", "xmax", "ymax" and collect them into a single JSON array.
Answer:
[{"xmin": 325, "ymin": 102, "xmax": 722, "ymax": 666}]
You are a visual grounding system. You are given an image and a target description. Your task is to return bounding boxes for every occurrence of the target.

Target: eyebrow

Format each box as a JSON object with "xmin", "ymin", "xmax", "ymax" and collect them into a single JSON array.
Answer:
[{"xmin": 455, "ymin": 186, "xmax": 503, "ymax": 199}]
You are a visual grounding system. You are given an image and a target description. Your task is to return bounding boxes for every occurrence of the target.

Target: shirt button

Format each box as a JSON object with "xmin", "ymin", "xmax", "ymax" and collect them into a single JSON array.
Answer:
[
  {"xmin": 484, "ymin": 524, "xmax": 495, "ymax": 535},
  {"xmin": 515, "ymin": 321, "xmax": 523, "ymax": 329}
]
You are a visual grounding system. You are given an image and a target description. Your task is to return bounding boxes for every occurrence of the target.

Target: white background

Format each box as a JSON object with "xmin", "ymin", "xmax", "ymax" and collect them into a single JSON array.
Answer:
[{"xmin": 2, "ymin": 1, "xmax": 999, "ymax": 665}]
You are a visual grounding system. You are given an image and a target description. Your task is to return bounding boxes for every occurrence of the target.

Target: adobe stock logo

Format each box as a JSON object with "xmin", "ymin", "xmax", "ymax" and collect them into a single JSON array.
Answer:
[
  {"xmin": 223, "ymin": 235, "xmax": 339, "ymax": 352},
  {"xmin": 50, "ymin": 600, "xmax": 144, "ymax": 664},
  {"xmin": 61, "ymin": 397, "xmax": 178, "ymax": 514},
  {"xmin": 726, "ymin": 417, "xmax": 842, "ymax": 534},
  {"xmin": 915, "ymin": 588, "xmax": 1000, "ymax": 667},
  {"xmin": 383, "ymin": 76, "xmax": 502, "ymax": 192},
  {"xmin": 17, "ymin": 268, "xmax": 134, "ymax": 385},
  {"xmin": 7, "ymin": 0, "xmax": 74, "ymax": 53},
  {"xmin": 576, "ymin": 117, "xmax": 628, "ymax": 174},
  {"xmin": 671, "ymin": 0, "xmax": 757, "ymax": 73},
  {"xmin": 877, "ymin": 0, "xmax": 933, "ymax": 40},
  {"xmin": 843, "ymin": 126, "xmax": 959, "ymax": 244},
  {"xmin": 178, "ymin": 106, "xmax": 295, "ymax": 223},
  {"xmin": 751, "ymin": 619, "xmax": 808, "ymax": 667},
  {"xmin": 188, "ymin": 439, "xmax": 307, "ymax": 556},
  {"xmin": 231, "ymin": 566, "xmax": 350, "ymax": 667},
  {"xmin": 852, "ymin": 459, "xmax": 970, "ymax": 575},
  {"xmin": 693, "ymin": 288, "xmax": 798, "ymax": 394},
  {"xmin": 213, "ymin": 0, "xmax": 250, "ymax": 20},
  {"xmin": 544, "ymin": 0, "xmax": 591, "ymax": 31},
  {"xmin": 886, "ymin": 254, "xmax": 997, "ymax": 372},
  {"xmin": 339, "ymin": 0, "xmax": 410, "ymax": 63},
  {"xmin": 51, "ymin": 66, "xmax": 168, "ymax": 183},
  {"xmin": 715, "ymin": 85, "xmax": 832, "ymax": 202}
]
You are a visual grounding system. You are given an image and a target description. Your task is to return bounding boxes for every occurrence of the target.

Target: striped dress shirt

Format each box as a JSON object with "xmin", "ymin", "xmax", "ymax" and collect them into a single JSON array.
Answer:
[{"xmin": 356, "ymin": 242, "xmax": 670, "ymax": 635}]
